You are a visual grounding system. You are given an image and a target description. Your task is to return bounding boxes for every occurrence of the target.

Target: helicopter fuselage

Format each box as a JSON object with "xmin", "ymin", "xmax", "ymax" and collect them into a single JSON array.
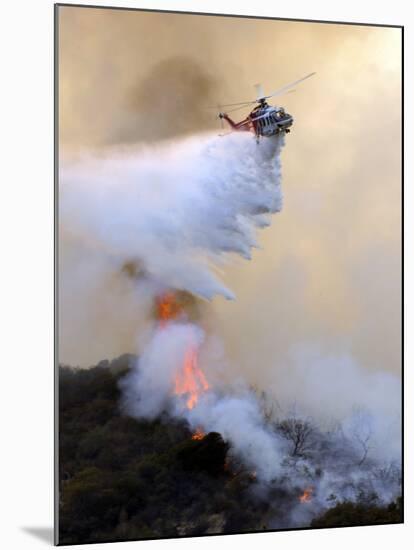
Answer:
[
  {"xmin": 219, "ymin": 103, "xmax": 294, "ymax": 139},
  {"xmin": 216, "ymin": 72, "xmax": 314, "ymax": 140}
]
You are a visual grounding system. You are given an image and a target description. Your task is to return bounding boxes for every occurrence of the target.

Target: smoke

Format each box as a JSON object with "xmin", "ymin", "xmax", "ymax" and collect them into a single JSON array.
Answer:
[
  {"xmin": 121, "ymin": 56, "xmax": 219, "ymax": 144},
  {"xmin": 267, "ymin": 345, "xmax": 401, "ymax": 462},
  {"xmin": 119, "ymin": 317, "xmax": 401, "ymax": 493},
  {"xmin": 57, "ymin": 8, "xmax": 401, "ymax": 528},
  {"xmin": 60, "ymin": 127, "xmax": 400, "ymax": 489},
  {"xmin": 59, "ymin": 9, "xmax": 401, "ymax": 384},
  {"xmin": 187, "ymin": 393, "xmax": 286, "ymax": 482},
  {"xmin": 121, "ymin": 322, "xmax": 205, "ymax": 419},
  {"xmin": 120, "ymin": 319, "xmax": 287, "ymax": 482},
  {"xmin": 61, "ymin": 130, "xmax": 288, "ymax": 481}
]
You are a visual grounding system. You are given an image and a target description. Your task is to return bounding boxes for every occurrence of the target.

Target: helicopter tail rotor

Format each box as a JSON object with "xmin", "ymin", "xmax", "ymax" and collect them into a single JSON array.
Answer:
[{"xmin": 216, "ymin": 105, "xmax": 224, "ymax": 129}]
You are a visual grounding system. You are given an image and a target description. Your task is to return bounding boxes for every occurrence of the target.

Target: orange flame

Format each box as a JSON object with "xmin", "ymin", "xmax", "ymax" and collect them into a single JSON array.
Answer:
[
  {"xmin": 191, "ymin": 428, "xmax": 205, "ymax": 441},
  {"xmin": 299, "ymin": 487, "xmax": 314, "ymax": 503},
  {"xmin": 156, "ymin": 291, "xmax": 210, "ymax": 410},
  {"xmin": 157, "ymin": 292, "xmax": 182, "ymax": 326},
  {"xmin": 175, "ymin": 346, "xmax": 209, "ymax": 409}
]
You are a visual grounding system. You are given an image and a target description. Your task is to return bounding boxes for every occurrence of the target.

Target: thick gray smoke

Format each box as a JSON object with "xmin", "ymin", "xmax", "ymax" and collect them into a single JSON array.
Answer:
[
  {"xmin": 120, "ymin": 320, "xmax": 287, "ymax": 483},
  {"xmin": 60, "ymin": 129, "xmax": 400, "ymax": 523}
]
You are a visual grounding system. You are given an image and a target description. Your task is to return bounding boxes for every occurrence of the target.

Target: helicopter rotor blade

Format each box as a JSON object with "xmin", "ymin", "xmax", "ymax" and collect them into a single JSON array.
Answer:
[
  {"xmin": 210, "ymin": 99, "xmax": 257, "ymax": 108},
  {"xmin": 226, "ymin": 104, "xmax": 253, "ymax": 114},
  {"xmin": 264, "ymin": 72, "xmax": 316, "ymax": 100},
  {"xmin": 208, "ymin": 72, "xmax": 313, "ymax": 111}
]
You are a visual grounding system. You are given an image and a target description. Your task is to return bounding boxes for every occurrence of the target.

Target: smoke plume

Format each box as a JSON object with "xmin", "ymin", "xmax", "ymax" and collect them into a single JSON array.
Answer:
[
  {"xmin": 60, "ymin": 128, "xmax": 400, "ymax": 522},
  {"xmin": 58, "ymin": 8, "xmax": 401, "ymax": 527}
]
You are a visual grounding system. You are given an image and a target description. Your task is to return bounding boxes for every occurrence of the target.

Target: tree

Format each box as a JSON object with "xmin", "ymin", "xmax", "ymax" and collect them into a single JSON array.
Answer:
[
  {"xmin": 276, "ymin": 417, "xmax": 315, "ymax": 457},
  {"xmin": 345, "ymin": 407, "xmax": 373, "ymax": 466}
]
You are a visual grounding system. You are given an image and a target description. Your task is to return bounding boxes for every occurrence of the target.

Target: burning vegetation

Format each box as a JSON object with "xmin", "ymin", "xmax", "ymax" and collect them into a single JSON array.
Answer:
[
  {"xmin": 58, "ymin": 71, "xmax": 402, "ymax": 544},
  {"xmin": 156, "ymin": 292, "xmax": 183, "ymax": 326},
  {"xmin": 192, "ymin": 428, "xmax": 206, "ymax": 441},
  {"xmin": 58, "ymin": 358, "xmax": 402, "ymax": 544},
  {"xmin": 156, "ymin": 291, "xmax": 210, "ymax": 410},
  {"xmin": 299, "ymin": 487, "xmax": 314, "ymax": 503},
  {"xmin": 58, "ymin": 276, "xmax": 403, "ymax": 541},
  {"xmin": 175, "ymin": 346, "xmax": 209, "ymax": 410},
  {"xmin": 155, "ymin": 290, "xmax": 202, "ymax": 325}
]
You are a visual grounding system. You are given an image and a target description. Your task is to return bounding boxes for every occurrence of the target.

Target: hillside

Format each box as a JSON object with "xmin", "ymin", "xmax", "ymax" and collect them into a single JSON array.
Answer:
[{"xmin": 58, "ymin": 358, "xmax": 402, "ymax": 544}]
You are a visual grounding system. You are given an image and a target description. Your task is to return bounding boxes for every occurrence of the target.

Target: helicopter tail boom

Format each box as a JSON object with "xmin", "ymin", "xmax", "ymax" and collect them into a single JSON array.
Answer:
[{"xmin": 219, "ymin": 112, "xmax": 251, "ymax": 132}]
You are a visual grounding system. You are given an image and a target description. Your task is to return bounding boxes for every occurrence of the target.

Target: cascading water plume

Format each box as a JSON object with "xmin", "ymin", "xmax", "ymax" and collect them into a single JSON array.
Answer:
[{"xmin": 60, "ymin": 131, "xmax": 284, "ymax": 302}]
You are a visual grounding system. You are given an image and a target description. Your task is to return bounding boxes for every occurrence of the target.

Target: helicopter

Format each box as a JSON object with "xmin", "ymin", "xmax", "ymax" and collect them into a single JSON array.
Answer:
[{"xmin": 216, "ymin": 72, "xmax": 315, "ymax": 141}]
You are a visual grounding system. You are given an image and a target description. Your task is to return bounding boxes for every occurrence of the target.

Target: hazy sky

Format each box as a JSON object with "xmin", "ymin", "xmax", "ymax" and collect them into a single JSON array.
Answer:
[{"xmin": 58, "ymin": 6, "xmax": 401, "ymax": 383}]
